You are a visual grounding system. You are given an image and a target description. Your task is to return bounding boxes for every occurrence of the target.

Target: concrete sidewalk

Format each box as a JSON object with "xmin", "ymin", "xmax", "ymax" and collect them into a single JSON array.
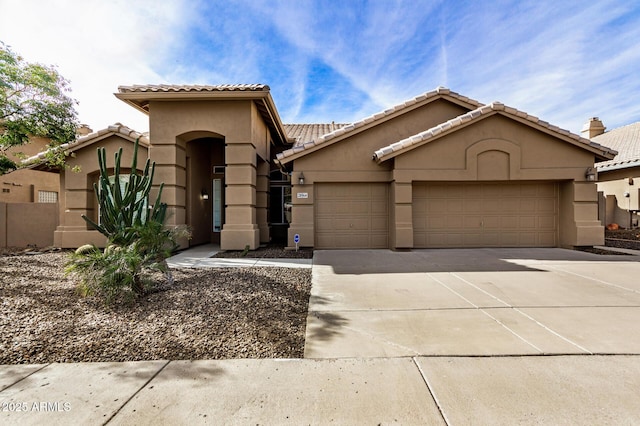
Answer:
[
  {"xmin": 167, "ymin": 244, "xmax": 313, "ymax": 268},
  {"xmin": 3, "ymin": 356, "xmax": 640, "ymax": 424},
  {"xmin": 166, "ymin": 244, "xmax": 313, "ymax": 269},
  {"xmin": 2, "ymin": 247, "xmax": 640, "ymax": 424}
]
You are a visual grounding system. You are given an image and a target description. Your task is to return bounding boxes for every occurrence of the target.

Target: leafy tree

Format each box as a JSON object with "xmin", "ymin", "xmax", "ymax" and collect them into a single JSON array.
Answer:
[{"xmin": 0, "ymin": 42, "xmax": 79, "ymax": 174}]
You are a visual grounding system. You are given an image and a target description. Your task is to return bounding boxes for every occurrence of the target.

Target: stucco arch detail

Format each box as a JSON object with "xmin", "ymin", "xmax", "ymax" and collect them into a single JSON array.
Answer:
[
  {"xmin": 176, "ymin": 130, "xmax": 225, "ymax": 146},
  {"xmin": 465, "ymin": 139, "xmax": 522, "ymax": 180}
]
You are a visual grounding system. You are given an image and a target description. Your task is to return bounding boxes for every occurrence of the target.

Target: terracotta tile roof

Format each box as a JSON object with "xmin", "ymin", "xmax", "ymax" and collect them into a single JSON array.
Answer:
[
  {"xmin": 116, "ymin": 83, "xmax": 290, "ymax": 146},
  {"xmin": 24, "ymin": 123, "xmax": 148, "ymax": 165},
  {"xmin": 284, "ymin": 123, "xmax": 349, "ymax": 147},
  {"xmin": 593, "ymin": 121, "xmax": 640, "ymax": 172},
  {"xmin": 276, "ymin": 87, "xmax": 482, "ymax": 162},
  {"xmin": 118, "ymin": 84, "xmax": 269, "ymax": 93},
  {"xmin": 373, "ymin": 102, "xmax": 617, "ymax": 163}
]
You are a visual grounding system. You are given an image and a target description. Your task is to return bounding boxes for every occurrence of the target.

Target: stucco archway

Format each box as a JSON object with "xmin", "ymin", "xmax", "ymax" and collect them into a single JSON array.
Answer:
[{"xmin": 179, "ymin": 132, "xmax": 226, "ymax": 246}]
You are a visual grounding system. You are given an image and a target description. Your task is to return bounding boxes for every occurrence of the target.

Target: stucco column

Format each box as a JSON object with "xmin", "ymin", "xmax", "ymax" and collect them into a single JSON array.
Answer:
[
  {"xmin": 559, "ymin": 181, "xmax": 604, "ymax": 247},
  {"xmin": 53, "ymin": 171, "xmax": 107, "ymax": 248},
  {"xmin": 287, "ymin": 170, "xmax": 314, "ymax": 248},
  {"xmin": 256, "ymin": 160, "xmax": 270, "ymax": 244},
  {"xmin": 391, "ymin": 180, "xmax": 414, "ymax": 249},
  {"xmin": 222, "ymin": 143, "xmax": 259, "ymax": 250},
  {"xmin": 148, "ymin": 143, "xmax": 187, "ymax": 228},
  {"xmin": 147, "ymin": 143, "xmax": 188, "ymax": 248}
]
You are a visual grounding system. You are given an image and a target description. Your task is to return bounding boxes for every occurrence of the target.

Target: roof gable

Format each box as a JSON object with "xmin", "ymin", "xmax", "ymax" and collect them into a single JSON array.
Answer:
[
  {"xmin": 24, "ymin": 123, "xmax": 148, "ymax": 169},
  {"xmin": 116, "ymin": 84, "xmax": 289, "ymax": 145},
  {"xmin": 275, "ymin": 87, "xmax": 482, "ymax": 165},
  {"xmin": 373, "ymin": 102, "xmax": 617, "ymax": 163}
]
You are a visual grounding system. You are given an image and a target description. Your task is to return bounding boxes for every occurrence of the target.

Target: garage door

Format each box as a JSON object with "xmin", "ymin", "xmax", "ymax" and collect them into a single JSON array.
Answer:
[
  {"xmin": 315, "ymin": 183, "xmax": 389, "ymax": 249},
  {"xmin": 413, "ymin": 182, "xmax": 558, "ymax": 247}
]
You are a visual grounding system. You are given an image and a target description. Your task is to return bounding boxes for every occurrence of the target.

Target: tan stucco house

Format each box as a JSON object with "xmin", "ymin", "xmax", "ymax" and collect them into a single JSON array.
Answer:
[
  {"xmin": 44, "ymin": 124, "xmax": 150, "ymax": 248},
  {"xmin": 276, "ymin": 88, "xmax": 615, "ymax": 249},
  {"xmin": 588, "ymin": 118, "xmax": 640, "ymax": 228},
  {"xmin": 31, "ymin": 85, "xmax": 616, "ymax": 250}
]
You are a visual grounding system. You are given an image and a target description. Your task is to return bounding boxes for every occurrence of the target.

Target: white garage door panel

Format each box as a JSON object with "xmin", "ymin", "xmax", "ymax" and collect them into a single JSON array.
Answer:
[
  {"xmin": 413, "ymin": 182, "xmax": 558, "ymax": 248},
  {"xmin": 315, "ymin": 183, "xmax": 389, "ymax": 249}
]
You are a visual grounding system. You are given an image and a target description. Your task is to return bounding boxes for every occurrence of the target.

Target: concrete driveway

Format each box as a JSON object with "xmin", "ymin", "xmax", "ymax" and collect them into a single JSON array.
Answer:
[
  {"xmin": 305, "ymin": 248, "xmax": 640, "ymax": 358},
  {"xmin": 302, "ymin": 248, "xmax": 640, "ymax": 424}
]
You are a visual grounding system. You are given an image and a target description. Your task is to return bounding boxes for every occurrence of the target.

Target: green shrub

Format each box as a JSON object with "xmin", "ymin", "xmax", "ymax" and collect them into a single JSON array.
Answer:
[
  {"xmin": 65, "ymin": 138, "xmax": 190, "ymax": 304},
  {"xmin": 66, "ymin": 221, "xmax": 189, "ymax": 304}
]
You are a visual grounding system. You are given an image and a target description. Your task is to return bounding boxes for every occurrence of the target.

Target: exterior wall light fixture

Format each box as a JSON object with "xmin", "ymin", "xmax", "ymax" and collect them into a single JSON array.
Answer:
[
  {"xmin": 201, "ymin": 189, "xmax": 209, "ymax": 200},
  {"xmin": 585, "ymin": 167, "xmax": 597, "ymax": 182},
  {"xmin": 298, "ymin": 172, "xmax": 305, "ymax": 185}
]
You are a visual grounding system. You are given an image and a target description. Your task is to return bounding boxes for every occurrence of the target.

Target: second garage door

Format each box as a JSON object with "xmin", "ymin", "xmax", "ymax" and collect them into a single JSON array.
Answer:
[
  {"xmin": 413, "ymin": 182, "xmax": 558, "ymax": 248},
  {"xmin": 315, "ymin": 183, "xmax": 389, "ymax": 249}
]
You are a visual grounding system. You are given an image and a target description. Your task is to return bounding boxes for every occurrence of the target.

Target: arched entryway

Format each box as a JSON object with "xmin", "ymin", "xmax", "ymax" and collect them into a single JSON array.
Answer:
[{"xmin": 185, "ymin": 135, "xmax": 226, "ymax": 246}]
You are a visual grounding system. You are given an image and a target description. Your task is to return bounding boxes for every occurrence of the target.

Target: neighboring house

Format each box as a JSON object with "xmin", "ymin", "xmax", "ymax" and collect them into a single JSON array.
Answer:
[
  {"xmin": 0, "ymin": 136, "xmax": 60, "ymax": 204},
  {"xmin": 25, "ymin": 84, "xmax": 616, "ymax": 250},
  {"xmin": 589, "ymin": 118, "xmax": 640, "ymax": 228}
]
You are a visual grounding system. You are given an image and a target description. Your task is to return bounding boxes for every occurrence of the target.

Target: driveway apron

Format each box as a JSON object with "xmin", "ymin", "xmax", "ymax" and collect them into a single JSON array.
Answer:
[{"xmin": 305, "ymin": 248, "xmax": 640, "ymax": 358}]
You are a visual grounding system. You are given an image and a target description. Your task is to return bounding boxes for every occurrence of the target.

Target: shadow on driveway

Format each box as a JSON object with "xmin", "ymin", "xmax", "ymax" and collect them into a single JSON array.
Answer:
[{"xmin": 313, "ymin": 248, "xmax": 640, "ymax": 274}]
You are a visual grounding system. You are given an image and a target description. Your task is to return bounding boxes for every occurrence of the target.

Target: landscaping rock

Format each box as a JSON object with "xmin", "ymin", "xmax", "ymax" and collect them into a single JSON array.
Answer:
[
  {"xmin": 0, "ymin": 252, "xmax": 312, "ymax": 364},
  {"xmin": 213, "ymin": 243, "xmax": 313, "ymax": 259}
]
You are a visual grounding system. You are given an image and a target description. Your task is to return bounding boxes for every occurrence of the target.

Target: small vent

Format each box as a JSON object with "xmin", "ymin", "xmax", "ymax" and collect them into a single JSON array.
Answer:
[{"xmin": 213, "ymin": 166, "xmax": 225, "ymax": 174}]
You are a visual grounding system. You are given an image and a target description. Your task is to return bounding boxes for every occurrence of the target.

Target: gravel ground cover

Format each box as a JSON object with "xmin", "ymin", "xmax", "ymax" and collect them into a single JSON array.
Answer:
[
  {"xmin": 605, "ymin": 229, "xmax": 640, "ymax": 250},
  {"xmin": 213, "ymin": 243, "xmax": 313, "ymax": 259},
  {"xmin": 0, "ymin": 252, "xmax": 311, "ymax": 364}
]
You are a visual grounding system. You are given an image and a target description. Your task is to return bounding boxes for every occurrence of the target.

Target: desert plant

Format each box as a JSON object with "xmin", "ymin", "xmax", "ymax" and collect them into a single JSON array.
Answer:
[
  {"xmin": 66, "ymin": 138, "xmax": 189, "ymax": 303},
  {"xmin": 81, "ymin": 137, "xmax": 166, "ymax": 245},
  {"xmin": 67, "ymin": 221, "xmax": 189, "ymax": 304}
]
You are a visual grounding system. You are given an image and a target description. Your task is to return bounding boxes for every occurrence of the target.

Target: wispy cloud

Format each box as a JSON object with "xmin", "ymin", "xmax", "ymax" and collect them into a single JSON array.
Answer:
[
  {"xmin": 1, "ymin": 0, "xmax": 639, "ymax": 134},
  {"xmin": 439, "ymin": 1, "xmax": 640, "ymax": 131}
]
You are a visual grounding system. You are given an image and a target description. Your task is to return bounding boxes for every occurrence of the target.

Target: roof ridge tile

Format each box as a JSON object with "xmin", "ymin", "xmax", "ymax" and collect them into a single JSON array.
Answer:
[
  {"xmin": 277, "ymin": 86, "xmax": 485, "ymax": 162},
  {"xmin": 118, "ymin": 84, "xmax": 269, "ymax": 93},
  {"xmin": 23, "ymin": 123, "xmax": 149, "ymax": 165},
  {"xmin": 372, "ymin": 102, "xmax": 618, "ymax": 162}
]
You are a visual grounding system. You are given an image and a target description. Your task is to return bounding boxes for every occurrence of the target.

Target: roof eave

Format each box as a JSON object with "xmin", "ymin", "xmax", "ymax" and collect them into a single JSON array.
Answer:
[
  {"xmin": 373, "ymin": 109, "xmax": 618, "ymax": 164},
  {"xmin": 596, "ymin": 160, "xmax": 640, "ymax": 173},
  {"xmin": 115, "ymin": 89, "xmax": 270, "ymax": 113},
  {"xmin": 278, "ymin": 92, "xmax": 478, "ymax": 165},
  {"xmin": 22, "ymin": 127, "xmax": 150, "ymax": 169},
  {"xmin": 115, "ymin": 89, "xmax": 290, "ymax": 146},
  {"xmin": 258, "ymin": 92, "xmax": 289, "ymax": 146}
]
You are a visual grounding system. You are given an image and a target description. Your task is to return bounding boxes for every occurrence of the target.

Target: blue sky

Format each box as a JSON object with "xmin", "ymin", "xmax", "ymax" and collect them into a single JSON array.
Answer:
[{"xmin": 1, "ymin": 0, "xmax": 639, "ymax": 135}]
